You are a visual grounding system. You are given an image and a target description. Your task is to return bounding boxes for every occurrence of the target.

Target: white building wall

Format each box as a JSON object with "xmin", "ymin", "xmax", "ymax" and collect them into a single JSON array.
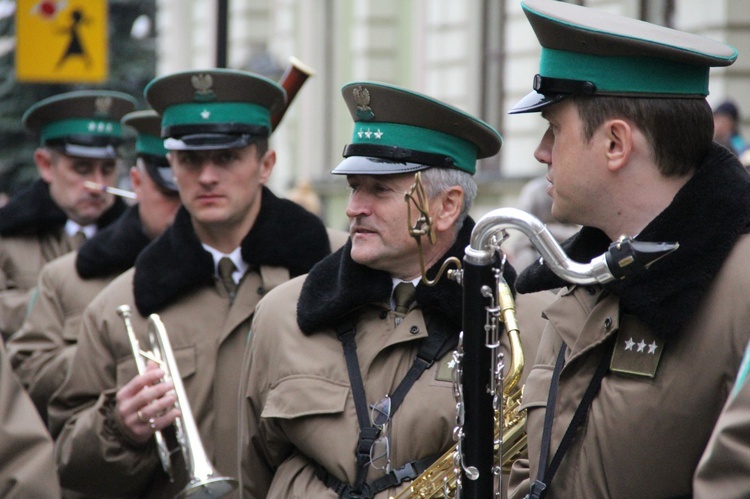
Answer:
[{"xmin": 154, "ymin": 0, "xmax": 750, "ymax": 228}]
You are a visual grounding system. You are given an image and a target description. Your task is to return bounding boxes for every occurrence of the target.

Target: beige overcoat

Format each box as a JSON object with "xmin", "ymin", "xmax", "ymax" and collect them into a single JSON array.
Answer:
[
  {"xmin": 0, "ymin": 344, "xmax": 60, "ymax": 497},
  {"xmin": 693, "ymin": 340, "xmax": 750, "ymax": 498},
  {"xmin": 49, "ymin": 265, "xmax": 283, "ymax": 498},
  {"xmin": 239, "ymin": 217, "xmax": 551, "ymax": 498},
  {"xmin": 7, "ymin": 251, "xmax": 111, "ymax": 420},
  {"xmin": 508, "ymin": 234, "xmax": 750, "ymax": 498}
]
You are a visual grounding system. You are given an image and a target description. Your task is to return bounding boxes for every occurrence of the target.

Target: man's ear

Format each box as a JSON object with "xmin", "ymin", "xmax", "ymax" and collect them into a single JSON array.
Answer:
[
  {"xmin": 433, "ymin": 185, "xmax": 463, "ymax": 233},
  {"xmin": 258, "ymin": 149, "xmax": 276, "ymax": 185},
  {"xmin": 604, "ymin": 119, "xmax": 633, "ymax": 172},
  {"xmin": 34, "ymin": 148, "xmax": 54, "ymax": 183}
]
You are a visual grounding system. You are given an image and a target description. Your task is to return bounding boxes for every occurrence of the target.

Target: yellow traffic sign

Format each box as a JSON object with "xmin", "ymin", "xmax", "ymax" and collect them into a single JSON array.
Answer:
[{"xmin": 16, "ymin": 0, "xmax": 108, "ymax": 83}]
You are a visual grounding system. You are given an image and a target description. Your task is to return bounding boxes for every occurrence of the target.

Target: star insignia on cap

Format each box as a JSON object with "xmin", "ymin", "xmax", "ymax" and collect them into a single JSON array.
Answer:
[
  {"xmin": 200, "ymin": 109, "xmax": 211, "ymax": 120},
  {"xmin": 352, "ymin": 85, "xmax": 374, "ymax": 121},
  {"xmin": 364, "ymin": 129, "xmax": 372, "ymax": 139},
  {"xmin": 374, "ymin": 129, "xmax": 383, "ymax": 139},
  {"xmin": 192, "ymin": 73, "xmax": 216, "ymax": 102},
  {"xmin": 94, "ymin": 96, "xmax": 113, "ymax": 118}
]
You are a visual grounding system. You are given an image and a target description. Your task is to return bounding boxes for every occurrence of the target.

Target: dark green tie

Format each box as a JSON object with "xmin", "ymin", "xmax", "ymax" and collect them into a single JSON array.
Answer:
[
  {"xmin": 393, "ymin": 282, "xmax": 416, "ymax": 315},
  {"xmin": 218, "ymin": 257, "xmax": 237, "ymax": 299}
]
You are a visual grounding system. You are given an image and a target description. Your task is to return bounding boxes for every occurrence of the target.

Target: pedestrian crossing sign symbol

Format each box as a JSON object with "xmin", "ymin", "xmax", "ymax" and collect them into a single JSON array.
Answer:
[{"xmin": 16, "ymin": 0, "xmax": 108, "ymax": 83}]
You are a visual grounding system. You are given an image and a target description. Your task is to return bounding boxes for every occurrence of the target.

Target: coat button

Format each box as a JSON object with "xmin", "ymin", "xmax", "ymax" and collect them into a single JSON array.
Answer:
[
  {"xmin": 257, "ymin": 286, "xmax": 265, "ymax": 295},
  {"xmin": 379, "ymin": 310, "xmax": 388, "ymax": 319},
  {"xmin": 585, "ymin": 286, "xmax": 596, "ymax": 295},
  {"xmin": 409, "ymin": 325, "xmax": 419, "ymax": 334},
  {"xmin": 604, "ymin": 317, "xmax": 613, "ymax": 330}
]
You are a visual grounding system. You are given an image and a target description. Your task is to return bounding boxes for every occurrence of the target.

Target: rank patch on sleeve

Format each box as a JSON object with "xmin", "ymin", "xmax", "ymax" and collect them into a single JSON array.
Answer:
[{"xmin": 610, "ymin": 328, "xmax": 664, "ymax": 378}]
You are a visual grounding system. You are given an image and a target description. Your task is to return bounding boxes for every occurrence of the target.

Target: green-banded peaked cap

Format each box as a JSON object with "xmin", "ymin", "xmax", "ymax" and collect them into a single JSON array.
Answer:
[
  {"xmin": 334, "ymin": 81, "xmax": 501, "ymax": 175},
  {"xmin": 510, "ymin": 0, "xmax": 738, "ymax": 114},
  {"xmin": 122, "ymin": 110, "xmax": 177, "ymax": 193},
  {"xmin": 144, "ymin": 68, "xmax": 286, "ymax": 151},
  {"xmin": 122, "ymin": 110, "xmax": 167, "ymax": 158},
  {"xmin": 23, "ymin": 90, "xmax": 137, "ymax": 158}
]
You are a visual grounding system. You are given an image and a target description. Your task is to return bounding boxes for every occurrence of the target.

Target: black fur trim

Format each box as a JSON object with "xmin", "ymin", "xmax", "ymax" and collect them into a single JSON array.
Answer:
[
  {"xmin": 133, "ymin": 187, "xmax": 331, "ymax": 315},
  {"xmin": 76, "ymin": 205, "xmax": 151, "ymax": 279},
  {"xmin": 0, "ymin": 179, "xmax": 127, "ymax": 236},
  {"xmin": 516, "ymin": 143, "xmax": 750, "ymax": 340},
  {"xmin": 297, "ymin": 218, "xmax": 518, "ymax": 334}
]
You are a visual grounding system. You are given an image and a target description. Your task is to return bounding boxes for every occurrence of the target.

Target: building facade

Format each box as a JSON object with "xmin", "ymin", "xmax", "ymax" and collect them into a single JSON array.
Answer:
[{"xmin": 155, "ymin": 0, "xmax": 750, "ymax": 230}]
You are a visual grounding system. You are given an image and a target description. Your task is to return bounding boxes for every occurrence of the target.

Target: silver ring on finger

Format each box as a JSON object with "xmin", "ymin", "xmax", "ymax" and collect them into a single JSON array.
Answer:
[
  {"xmin": 137, "ymin": 409, "xmax": 148, "ymax": 424},
  {"xmin": 149, "ymin": 418, "xmax": 156, "ymax": 430}
]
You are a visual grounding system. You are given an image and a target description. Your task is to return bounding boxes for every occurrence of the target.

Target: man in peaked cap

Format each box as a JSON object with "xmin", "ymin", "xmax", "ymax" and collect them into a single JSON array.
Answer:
[
  {"xmin": 503, "ymin": 1, "xmax": 750, "ymax": 498},
  {"xmin": 49, "ymin": 69, "xmax": 335, "ymax": 498},
  {"xmin": 7, "ymin": 110, "xmax": 181, "ymax": 425},
  {"xmin": 0, "ymin": 90, "xmax": 135, "ymax": 341},
  {"xmin": 238, "ymin": 81, "xmax": 515, "ymax": 497}
]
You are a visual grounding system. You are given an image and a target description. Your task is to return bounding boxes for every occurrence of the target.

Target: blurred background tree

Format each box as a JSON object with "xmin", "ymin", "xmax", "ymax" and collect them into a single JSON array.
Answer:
[{"xmin": 0, "ymin": 0, "xmax": 156, "ymax": 198}]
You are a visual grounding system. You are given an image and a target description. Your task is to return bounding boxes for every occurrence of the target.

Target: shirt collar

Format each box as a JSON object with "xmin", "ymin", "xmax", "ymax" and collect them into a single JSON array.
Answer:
[
  {"xmin": 64, "ymin": 219, "xmax": 97, "ymax": 239},
  {"xmin": 201, "ymin": 244, "xmax": 248, "ymax": 284}
]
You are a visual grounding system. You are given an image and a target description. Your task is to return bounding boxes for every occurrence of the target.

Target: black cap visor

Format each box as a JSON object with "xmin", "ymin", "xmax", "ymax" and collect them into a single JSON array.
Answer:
[
  {"xmin": 509, "ymin": 75, "xmax": 596, "ymax": 114},
  {"xmin": 332, "ymin": 156, "xmax": 430, "ymax": 175},
  {"xmin": 142, "ymin": 157, "xmax": 178, "ymax": 193}
]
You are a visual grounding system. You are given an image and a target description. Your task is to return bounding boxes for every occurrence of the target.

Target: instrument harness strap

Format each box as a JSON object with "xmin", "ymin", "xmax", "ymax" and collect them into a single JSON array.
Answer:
[
  {"xmin": 530, "ymin": 336, "xmax": 615, "ymax": 499},
  {"xmin": 320, "ymin": 317, "xmax": 455, "ymax": 498}
]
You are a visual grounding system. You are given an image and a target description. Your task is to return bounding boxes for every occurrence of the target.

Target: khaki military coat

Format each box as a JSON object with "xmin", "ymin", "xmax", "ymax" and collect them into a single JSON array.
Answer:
[
  {"xmin": 0, "ymin": 344, "xmax": 60, "ymax": 497},
  {"xmin": 49, "ymin": 191, "xmax": 333, "ymax": 498},
  {"xmin": 0, "ymin": 180, "xmax": 125, "ymax": 339},
  {"xmin": 239, "ymin": 219, "xmax": 544, "ymax": 498},
  {"xmin": 693, "ymin": 344, "xmax": 750, "ymax": 498},
  {"xmin": 7, "ymin": 251, "xmax": 110, "ymax": 420},
  {"xmin": 8, "ymin": 204, "xmax": 152, "ymax": 422},
  {"xmin": 509, "ymin": 146, "xmax": 750, "ymax": 498}
]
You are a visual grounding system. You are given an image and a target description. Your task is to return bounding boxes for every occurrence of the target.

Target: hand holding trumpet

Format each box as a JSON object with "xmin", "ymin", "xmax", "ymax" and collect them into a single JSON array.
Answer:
[{"xmin": 114, "ymin": 361, "xmax": 180, "ymax": 444}]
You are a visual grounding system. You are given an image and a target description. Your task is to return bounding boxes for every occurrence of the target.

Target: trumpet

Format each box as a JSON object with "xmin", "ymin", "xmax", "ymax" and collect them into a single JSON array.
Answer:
[{"xmin": 117, "ymin": 305, "xmax": 238, "ymax": 498}]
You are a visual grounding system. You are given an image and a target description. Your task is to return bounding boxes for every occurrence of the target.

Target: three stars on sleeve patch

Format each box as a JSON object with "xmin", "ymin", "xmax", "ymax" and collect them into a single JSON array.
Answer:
[{"xmin": 611, "ymin": 329, "xmax": 665, "ymax": 378}]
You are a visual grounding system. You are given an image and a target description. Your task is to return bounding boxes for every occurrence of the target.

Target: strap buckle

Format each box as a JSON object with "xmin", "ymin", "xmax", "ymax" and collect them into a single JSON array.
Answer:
[{"xmin": 392, "ymin": 462, "xmax": 418, "ymax": 483}]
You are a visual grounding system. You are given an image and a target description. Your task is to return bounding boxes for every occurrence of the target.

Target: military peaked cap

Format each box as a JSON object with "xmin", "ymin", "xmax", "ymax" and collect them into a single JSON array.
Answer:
[
  {"xmin": 144, "ymin": 68, "xmax": 286, "ymax": 151},
  {"xmin": 23, "ymin": 90, "xmax": 137, "ymax": 158},
  {"xmin": 333, "ymin": 81, "xmax": 502, "ymax": 175},
  {"xmin": 510, "ymin": 0, "xmax": 738, "ymax": 114},
  {"xmin": 121, "ymin": 110, "xmax": 177, "ymax": 193}
]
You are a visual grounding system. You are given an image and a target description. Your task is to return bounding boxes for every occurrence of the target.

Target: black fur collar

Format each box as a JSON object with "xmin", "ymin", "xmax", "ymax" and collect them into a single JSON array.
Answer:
[
  {"xmin": 297, "ymin": 218, "xmax": 517, "ymax": 335},
  {"xmin": 516, "ymin": 143, "xmax": 750, "ymax": 340},
  {"xmin": 0, "ymin": 179, "xmax": 126, "ymax": 236},
  {"xmin": 76, "ymin": 205, "xmax": 151, "ymax": 279},
  {"xmin": 133, "ymin": 187, "xmax": 331, "ymax": 315}
]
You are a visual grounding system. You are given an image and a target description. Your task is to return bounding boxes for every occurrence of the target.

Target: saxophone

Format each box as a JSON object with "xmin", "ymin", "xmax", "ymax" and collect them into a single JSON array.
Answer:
[{"xmin": 397, "ymin": 177, "xmax": 679, "ymax": 499}]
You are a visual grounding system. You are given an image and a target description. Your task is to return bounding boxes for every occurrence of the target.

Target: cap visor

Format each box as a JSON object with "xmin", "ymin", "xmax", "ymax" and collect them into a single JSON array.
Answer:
[
  {"xmin": 332, "ymin": 156, "xmax": 431, "ymax": 175},
  {"xmin": 144, "ymin": 162, "xmax": 178, "ymax": 192},
  {"xmin": 509, "ymin": 90, "xmax": 570, "ymax": 114},
  {"xmin": 164, "ymin": 133, "xmax": 254, "ymax": 151},
  {"xmin": 61, "ymin": 143, "xmax": 119, "ymax": 159}
]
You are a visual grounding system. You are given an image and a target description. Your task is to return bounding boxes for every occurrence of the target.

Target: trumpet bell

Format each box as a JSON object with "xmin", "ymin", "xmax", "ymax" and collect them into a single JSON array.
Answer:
[{"xmin": 176, "ymin": 476, "xmax": 238, "ymax": 498}]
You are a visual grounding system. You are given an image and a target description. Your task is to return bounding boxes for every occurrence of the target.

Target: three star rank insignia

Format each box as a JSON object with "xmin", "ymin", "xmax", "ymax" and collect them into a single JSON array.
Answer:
[{"xmin": 610, "ymin": 324, "xmax": 665, "ymax": 378}]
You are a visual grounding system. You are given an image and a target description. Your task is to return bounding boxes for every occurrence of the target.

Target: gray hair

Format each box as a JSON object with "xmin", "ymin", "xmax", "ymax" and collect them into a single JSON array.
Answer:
[{"xmin": 419, "ymin": 167, "xmax": 477, "ymax": 231}]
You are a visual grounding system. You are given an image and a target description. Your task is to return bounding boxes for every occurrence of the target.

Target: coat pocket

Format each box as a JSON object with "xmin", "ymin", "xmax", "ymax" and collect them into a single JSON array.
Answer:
[
  {"xmin": 518, "ymin": 365, "xmax": 553, "ymax": 412},
  {"xmin": 262, "ymin": 375, "xmax": 349, "ymax": 419}
]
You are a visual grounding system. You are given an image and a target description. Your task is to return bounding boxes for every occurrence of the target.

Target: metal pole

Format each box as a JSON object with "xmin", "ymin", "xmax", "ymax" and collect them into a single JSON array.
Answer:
[{"xmin": 216, "ymin": 0, "xmax": 228, "ymax": 68}]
